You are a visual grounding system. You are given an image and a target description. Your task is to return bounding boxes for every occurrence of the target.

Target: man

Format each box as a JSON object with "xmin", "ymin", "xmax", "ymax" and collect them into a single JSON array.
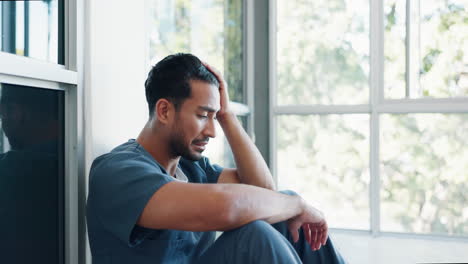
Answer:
[{"xmin": 86, "ymin": 53, "xmax": 346, "ymax": 263}]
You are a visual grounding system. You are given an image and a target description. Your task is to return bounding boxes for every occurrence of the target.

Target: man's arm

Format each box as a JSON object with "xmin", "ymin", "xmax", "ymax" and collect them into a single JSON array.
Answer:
[
  {"xmin": 137, "ymin": 181, "xmax": 327, "ymax": 251},
  {"xmin": 137, "ymin": 182, "xmax": 300, "ymax": 231},
  {"xmin": 203, "ymin": 63, "xmax": 275, "ymax": 190}
]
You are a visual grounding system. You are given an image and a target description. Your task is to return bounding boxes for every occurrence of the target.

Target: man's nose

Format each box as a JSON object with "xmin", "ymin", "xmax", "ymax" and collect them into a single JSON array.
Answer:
[{"xmin": 203, "ymin": 118, "xmax": 216, "ymax": 138}]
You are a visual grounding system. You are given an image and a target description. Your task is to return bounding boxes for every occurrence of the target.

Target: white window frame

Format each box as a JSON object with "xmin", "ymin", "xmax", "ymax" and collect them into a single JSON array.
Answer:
[
  {"xmin": 0, "ymin": 0, "xmax": 84, "ymax": 263},
  {"xmin": 269, "ymin": 0, "xmax": 468, "ymax": 242}
]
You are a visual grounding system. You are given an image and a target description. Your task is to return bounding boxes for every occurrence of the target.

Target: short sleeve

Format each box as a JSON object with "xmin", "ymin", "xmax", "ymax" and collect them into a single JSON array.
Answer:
[
  {"xmin": 87, "ymin": 152, "xmax": 175, "ymax": 246},
  {"xmin": 199, "ymin": 157, "xmax": 224, "ymax": 183}
]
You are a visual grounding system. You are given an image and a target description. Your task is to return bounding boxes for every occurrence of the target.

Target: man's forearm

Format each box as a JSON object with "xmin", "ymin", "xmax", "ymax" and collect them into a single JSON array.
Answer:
[
  {"xmin": 138, "ymin": 181, "xmax": 304, "ymax": 231},
  {"xmin": 217, "ymin": 183, "xmax": 304, "ymax": 229},
  {"xmin": 218, "ymin": 112, "xmax": 275, "ymax": 190}
]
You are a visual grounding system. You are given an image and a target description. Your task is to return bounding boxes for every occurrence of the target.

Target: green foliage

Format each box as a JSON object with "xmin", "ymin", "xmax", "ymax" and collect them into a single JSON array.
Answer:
[
  {"xmin": 277, "ymin": 114, "xmax": 370, "ymax": 230},
  {"xmin": 385, "ymin": 4, "xmax": 397, "ymax": 31},
  {"xmin": 421, "ymin": 49, "xmax": 442, "ymax": 74},
  {"xmin": 277, "ymin": 0, "xmax": 369, "ymax": 105},
  {"xmin": 224, "ymin": 0, "xmax": 243, "ymax": 102},
  {"xmin": 381, "ymin": 114, "xmax": 468, "ymax": 235}
]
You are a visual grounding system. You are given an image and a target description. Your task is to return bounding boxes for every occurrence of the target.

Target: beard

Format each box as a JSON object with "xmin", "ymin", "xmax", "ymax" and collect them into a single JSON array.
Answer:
[{"xmin": 168, "ymin": 127, "xmax": 204, "ymax": 161}]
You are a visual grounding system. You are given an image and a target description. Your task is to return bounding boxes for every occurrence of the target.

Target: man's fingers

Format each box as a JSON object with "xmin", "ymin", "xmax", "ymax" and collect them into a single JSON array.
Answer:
[
  {"xmin": 322, "ymin": 222, "xmax": 328, "ymax": 245},
  {"xmin": 303, "ymin": 224, "xmax": 311, "ymax": 245},
  {"xmin": 202, "ymin": 61, "xmax": 230, "ymax": 93},
  {"xmin": 202, "ymin": 62, "xmax": 222, "ymax": 80},
  {"xmin": 305, "ymin": 222, "xmax": 328, "ymax": 251},
  {"xmin": 312, "ymin": 229, "xmax": 319, "ymax": 250},
  {"xmin": 288, "ymin": 222, "xmax": 301, "ymax": 243}
]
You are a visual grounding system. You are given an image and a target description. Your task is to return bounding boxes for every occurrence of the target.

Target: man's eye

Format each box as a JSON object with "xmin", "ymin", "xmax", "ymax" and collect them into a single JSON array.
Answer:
[{"xmin": 197, "ymin": 114, "xmax": 208, "ymax": 119}]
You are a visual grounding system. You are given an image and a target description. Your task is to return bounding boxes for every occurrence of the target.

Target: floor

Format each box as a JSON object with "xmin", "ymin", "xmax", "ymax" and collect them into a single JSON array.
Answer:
[{"xmin": 331, "ymin": 231, "xmax": 468, "ymax": 264}]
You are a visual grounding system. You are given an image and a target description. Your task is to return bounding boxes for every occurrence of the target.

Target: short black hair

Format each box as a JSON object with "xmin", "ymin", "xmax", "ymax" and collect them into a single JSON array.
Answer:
[{"xmin": 144, "ymin": 53, "xmax": 219, "ymax": 117}]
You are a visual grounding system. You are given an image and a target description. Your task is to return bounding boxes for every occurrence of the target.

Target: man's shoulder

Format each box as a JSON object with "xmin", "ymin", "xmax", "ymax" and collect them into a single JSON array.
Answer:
[{"xmin": 90, "ymin": 140, "xmax": 162, "ymax": 179}]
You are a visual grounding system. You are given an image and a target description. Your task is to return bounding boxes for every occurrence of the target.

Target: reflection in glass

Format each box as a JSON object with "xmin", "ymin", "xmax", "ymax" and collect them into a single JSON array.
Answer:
[
  {"xmin": 276, "ymin": 0, "xmax": 369, "ymax": 105},
  {"xmin": 277, "ymin": 114, "xmax": 370, "ymax": 230},
  {"xmin": 384, "ymin": 0, "xmax": 468, "ymax": 98},
  {"xmin": 0, "ymin": 83, "xmax": 64, "ymax": 263},
  {"xmin": 381, "ymin": 114, "xmax": 468, "ymax": 236},
  {"xmin": 147, "ymin": 0, "xmax": 243, "ymax": 102},
  {"xmin": 0, "ymin": 0, "xmax": 63, "ymax": 64}
]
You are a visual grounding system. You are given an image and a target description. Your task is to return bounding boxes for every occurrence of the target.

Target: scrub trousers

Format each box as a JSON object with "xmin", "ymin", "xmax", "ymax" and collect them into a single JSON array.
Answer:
[{"xmin": 195, "ymin": 192, "xmax": 347, "ymax": 264}]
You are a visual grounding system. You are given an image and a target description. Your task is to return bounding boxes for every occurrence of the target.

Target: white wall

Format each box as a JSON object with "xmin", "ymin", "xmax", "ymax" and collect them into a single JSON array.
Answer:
[
  {"xmin": 84, "ymin": 0, "xmax": 149, "ymax": 263},
  {"xmin": 86, "ymin": 0, "xmax": 149, "ymax": 159}
]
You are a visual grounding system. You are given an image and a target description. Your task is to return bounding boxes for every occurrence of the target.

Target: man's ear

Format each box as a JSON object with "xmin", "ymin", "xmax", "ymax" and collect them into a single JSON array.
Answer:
[{"xmin": 155, "ymin": 99, "xmax": 174, "ymax": 124}]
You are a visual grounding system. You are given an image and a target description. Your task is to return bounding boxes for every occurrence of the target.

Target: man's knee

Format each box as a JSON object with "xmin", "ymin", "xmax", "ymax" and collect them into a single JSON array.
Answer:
[
  {"xmin": 224, "ymin": 220, "xmax": 301, "ymax": 263},
  {"xmin": 226, "ymin": 220, "xmax": 286, "ymax": 245},
  {"xmin": 234, "ymin": 220, "xmax": 274, "ymax": 237}
]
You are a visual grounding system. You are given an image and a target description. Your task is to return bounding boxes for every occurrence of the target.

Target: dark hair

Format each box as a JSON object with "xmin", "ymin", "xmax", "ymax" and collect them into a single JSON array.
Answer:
[{"xmin": 144, "ymin": 53, "xmax": 219, "ymax": 117}]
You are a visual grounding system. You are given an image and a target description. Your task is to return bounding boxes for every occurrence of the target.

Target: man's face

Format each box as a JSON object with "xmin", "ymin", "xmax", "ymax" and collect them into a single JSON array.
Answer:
[{"xmin": 168, "ymin": 80, "xmax": 220, "ymax": 161}]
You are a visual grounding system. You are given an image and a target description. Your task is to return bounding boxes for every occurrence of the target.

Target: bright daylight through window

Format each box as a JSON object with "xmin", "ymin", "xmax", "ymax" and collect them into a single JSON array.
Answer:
[{"xmin": 275, "ymin": 0, "xmax": 468, "ymax": 237}]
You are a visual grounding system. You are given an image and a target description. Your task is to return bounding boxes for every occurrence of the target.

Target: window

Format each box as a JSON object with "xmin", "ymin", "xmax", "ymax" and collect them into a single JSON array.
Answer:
[
  {"xmin": 0, "ymin": 82, "xmax": 65, "ymax": 263},
  {"xmin": 0, "ymin": 0, "xmax": 64, "ymax": 64},
  {"xmin": 147, "ymin": 0, "xmax": 248, "ymax": 167},
  {"xmin": 273, "ymin": 0, "xmax": 468, "ymax": 237},
  {"xmin": 385, "ymin": 0, "xmax": 468, "ymax": 98},
  {"xmin": 0, "ymin": 0, "xmax": 81, "ymax": 263}
]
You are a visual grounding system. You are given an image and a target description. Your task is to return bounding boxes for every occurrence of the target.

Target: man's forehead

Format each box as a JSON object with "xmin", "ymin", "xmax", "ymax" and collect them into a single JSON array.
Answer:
[
  {"xmin": 186, "ymin": 80, "xmax": 220, "ymax": 108},
  {"xmin": 197, "ymin": 105, "xmax": 218, "ymax": 113}
]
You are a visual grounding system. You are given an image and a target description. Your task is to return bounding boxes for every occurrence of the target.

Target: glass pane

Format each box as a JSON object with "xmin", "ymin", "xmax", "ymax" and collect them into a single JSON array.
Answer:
[
  {"xmin": 276, "ymin": 0, "xmax": 369, "ymax": 105},
  {"xmin": 147, "ymin": 0, "xmax": 243, "ymax": 102},
  {"xmin": 381, "ymin": 114, "xmax": 468, "ymax": 235},
  {"xmin": 0, "ymin": 0, "xmax": 64, "ymax": 64},
  {"xmin": 277, "ymin": 114, "xmax": 370, "ymax": 230},
  {"xmin": 0, "ymin": 83, "xmax": 64, "ymax": 263},
  {"xmin": 384, "ymin": 0, "xmax": 407, "ymax": 99},
  {"xmin": 384, "ymin": 0, "xmax": 468, "ymax": 99}
]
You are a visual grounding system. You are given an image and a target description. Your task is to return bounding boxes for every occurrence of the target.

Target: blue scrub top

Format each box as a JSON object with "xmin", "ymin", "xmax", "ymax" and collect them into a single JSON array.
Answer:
[{"xmin": 86, "ymin": 139, "xmax": 223, "ymax": 264}]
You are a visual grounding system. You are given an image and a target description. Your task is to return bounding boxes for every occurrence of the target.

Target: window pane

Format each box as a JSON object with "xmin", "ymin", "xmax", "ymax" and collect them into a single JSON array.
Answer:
[
  {"xmin": 277, "ymin": 114, "xmax": 369, "ymax": 230},
  {"xmin": 276, "ymin": 0, "xmax": 369, "ymax": 105},
  {"xmin": 147, "ymin": 0, "xmax": 243, "ymax": 102},
  {"xmin": 381, "ymin": 114, "xmax": 468, "ymax": 235},
  {"xmin": 0, "ymin": 83, "xmax": 64, "ymax": 263},
  {"xmin": 0, "ymin": 0, "xmax": 64, "ymax": 64},
  {"xmin": 384, "ymin": 0, "xmax": 406, "ymax": 99},
  {"xmin": 384, "ymin": 0, "xmax": 468, "ymax": 99}
]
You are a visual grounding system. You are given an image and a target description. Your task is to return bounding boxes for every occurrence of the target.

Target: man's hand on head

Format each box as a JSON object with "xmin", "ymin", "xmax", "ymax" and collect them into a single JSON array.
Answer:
[
  {"xmin": 202, "ymin": 62, "xmax": 232, "ymax": 122},
  {"xmin": 203, "ymin": 60, "xmax": 276, "ymax": 190}
]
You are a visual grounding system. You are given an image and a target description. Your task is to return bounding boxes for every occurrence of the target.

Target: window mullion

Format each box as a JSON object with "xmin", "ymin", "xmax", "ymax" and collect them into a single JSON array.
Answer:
[
  {"xmin": 370, "ymin": 0, "xmax": 384, "ymax": 236},
  {"xmin": 405, "ymin": 0, "xmax": 411, "ymax": 98},
  {"xmin": 269, "ymin": 0, "xmax": 278, "ymax": 187}
]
